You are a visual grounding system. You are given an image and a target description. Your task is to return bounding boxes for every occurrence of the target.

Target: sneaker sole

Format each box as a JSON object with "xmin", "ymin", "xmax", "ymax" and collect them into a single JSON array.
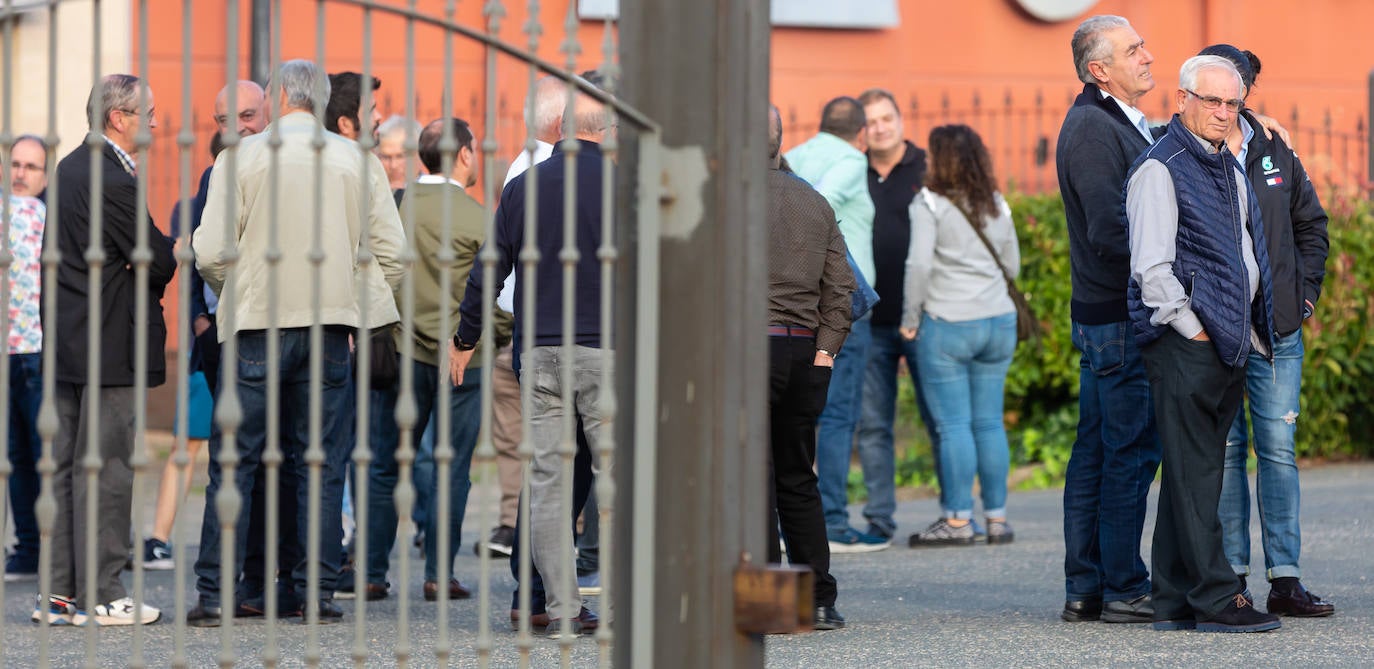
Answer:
[
  {"xmin": 5, "ymin": 572, "xmax": 39, "ymax": 583},
  {"xmin": 76, "ymin": 610, "xmax": 162, "ymax": 626},
  {"xmin": 907, "ymin": 537, "xmax": 976, "ymax": 548},
  {"xmin": 1152, "ymin": 619, "xmax": 1197, "ymax": 631},
  {"xmin": 1195, "ymin": 619, "xmax": 1281, "ymax": 633},
  {"xmin": 828, "ymin": 541, "xmax": 891, "ymax": 554},
  {"xmin": 142, "ymin": 559, "xmax": 176, "ymax": 571},
  {"xmin": 31, "ymin": 612, "xmax": 76, "ymax": 625}
]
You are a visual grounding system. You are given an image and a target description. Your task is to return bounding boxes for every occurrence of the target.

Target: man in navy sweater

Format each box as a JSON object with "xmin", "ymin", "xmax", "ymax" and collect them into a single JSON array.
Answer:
[
  {"xmin": 1056, "ymin": 15, "xmax": 1161, "ymax": 625},
  {"xmin": 450, "ymin": 88, "xmax": 612, "ymax": 638}
]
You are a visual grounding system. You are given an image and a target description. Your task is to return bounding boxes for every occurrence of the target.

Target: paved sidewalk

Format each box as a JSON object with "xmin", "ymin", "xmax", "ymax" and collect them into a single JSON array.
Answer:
[
  {"xmin": 3, "ymin": 461, "xmax": 1371, "ymax": 667},
  {"xmin": 766, "ymin": 462, "xmax": 1374, "ymax": 668}
]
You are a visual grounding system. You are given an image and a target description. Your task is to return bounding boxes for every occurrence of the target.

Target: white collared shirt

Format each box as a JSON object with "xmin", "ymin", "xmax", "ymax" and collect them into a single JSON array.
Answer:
[{"xmin": 1100, "ymin": 88, "xmax": 1153, "ymax": 145}]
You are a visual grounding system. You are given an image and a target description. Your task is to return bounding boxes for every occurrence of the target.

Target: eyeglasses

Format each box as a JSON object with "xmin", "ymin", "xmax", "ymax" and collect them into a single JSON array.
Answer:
[
  {"xmin": 116, "ymin": 107, "xmax": 157, "ymax": 123},
  {"xmin": 1185, "ymin": 90, "xmax": 1243, "ymax": 113}
]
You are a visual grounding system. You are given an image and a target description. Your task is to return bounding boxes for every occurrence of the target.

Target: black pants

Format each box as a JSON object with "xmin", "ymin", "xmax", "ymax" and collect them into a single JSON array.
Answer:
[
  {"xmin": 1142, "ymin": 330, "xmax": 1247, "ymax": 620},
  {"xmin": 766, "ymin": 336, "xmax": 837, "ymax": 608}
]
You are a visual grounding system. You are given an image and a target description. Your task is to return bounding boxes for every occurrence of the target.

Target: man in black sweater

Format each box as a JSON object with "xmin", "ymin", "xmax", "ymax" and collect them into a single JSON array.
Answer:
[
  {"xmin": 450, "ymin": 88, "xmax": 612, "ymax": 639},
  {"xmin": 1056, "ymin": 15, "xmax": 1161, "ymax": 625},
  {"xmin": 851, "ymin": 88, "xmax": 937, "ymax": 543}
]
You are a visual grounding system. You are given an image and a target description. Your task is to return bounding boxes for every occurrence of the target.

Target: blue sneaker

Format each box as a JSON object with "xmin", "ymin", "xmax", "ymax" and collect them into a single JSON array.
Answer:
[{"xmin": 827, "ymin": 526, "xmax": 891, "ymax": 554}]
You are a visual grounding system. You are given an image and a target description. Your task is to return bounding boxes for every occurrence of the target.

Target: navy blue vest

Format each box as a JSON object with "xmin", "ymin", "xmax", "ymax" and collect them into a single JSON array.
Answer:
[{"xmin": 1125, "ymin": 115, "xmax": 1277, "ymax": 367}]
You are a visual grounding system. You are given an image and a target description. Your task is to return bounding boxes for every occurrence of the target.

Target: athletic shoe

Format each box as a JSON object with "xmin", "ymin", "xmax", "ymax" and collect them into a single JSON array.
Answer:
[
  {"xmin": 827, "ymin": 526, "xmax": 891, "ymax": 554},
  {"xmin": 143, "ymin": 538, "xmax": 175, "ymax": 570},
  {"xmin": 908, "ymin": 518, "xmax": 976, "ymax": 547},
  {"xmin": 31, "ymin": 594, "xmax": 79, "ymax": 625},
  {"xmin": 76, "ymin": 597, "xmax": 161, "ymax": 626}
]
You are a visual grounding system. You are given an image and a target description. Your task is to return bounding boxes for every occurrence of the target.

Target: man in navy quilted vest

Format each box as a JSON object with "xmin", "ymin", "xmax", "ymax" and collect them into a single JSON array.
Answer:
[{"xmin": 1124, "ymin": 54, "xmax": 1280, "ymax": 633}]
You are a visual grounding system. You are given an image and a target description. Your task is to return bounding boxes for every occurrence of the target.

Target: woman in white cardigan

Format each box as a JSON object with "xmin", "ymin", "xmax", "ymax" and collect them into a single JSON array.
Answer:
[{"xmin": 900, "ymin": 124, "xmax": 1021, "ymax": 548}]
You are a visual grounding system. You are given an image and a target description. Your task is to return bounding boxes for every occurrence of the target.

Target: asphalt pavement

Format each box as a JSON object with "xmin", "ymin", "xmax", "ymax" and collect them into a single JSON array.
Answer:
[{"xmin": 3, "ymin": 460, "xmax": 1371, "ymax": 667}]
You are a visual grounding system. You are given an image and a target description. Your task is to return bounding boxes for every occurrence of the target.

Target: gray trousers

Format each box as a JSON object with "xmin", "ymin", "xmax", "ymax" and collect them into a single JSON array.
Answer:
[
  {"xmin": 523, "ymin": 345, "xmax": 612, "ymax": 621},
  {"xmin": 49, "ymin": 383, "xmax": 137, "ymax": 608}
]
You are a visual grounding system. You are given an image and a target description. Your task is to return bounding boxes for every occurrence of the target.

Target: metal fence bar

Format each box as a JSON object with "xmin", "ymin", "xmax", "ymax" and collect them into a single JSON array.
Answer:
[
  {"xmin": 304, "ymin": 0, "xmax": 329, "ymax": 660},
  {"xmin": 129, "ymin": 0, "xmax": 155, "ymax": 664},
  {"xmin": 594, "ymin": 29, "xmax": 619, "ymax": 668},
  {"xmin": 170, "ymin": 1, "xmax": 196, "ymax": 665},
  {"xmin": 262, "ymin": 0, "xmax": 287, "ymax": 663},
  {"xmin": 33, "ymin": 0, "xmax": 61, "ymax": 662},
  {"xmin": 82, "ymin": 1, "xmax": 106, "ymax": 662},
  {"xmin": 555, "ymin": 4, "xmax": 581, "ymax": 661},
  {"xmin": 515, "ymin": 1, "xmax": 542, "ymax": 662},
  {"xmin": 215, "ymin": 0, "xmax": 246, "ymax": 662},
  {"xmin": 475, "ymin": 0, "xmax": 502, "ymax": 666},
  {"xmin": 393, "ymin": 1, "xmax": 419, "ymax": 664}
]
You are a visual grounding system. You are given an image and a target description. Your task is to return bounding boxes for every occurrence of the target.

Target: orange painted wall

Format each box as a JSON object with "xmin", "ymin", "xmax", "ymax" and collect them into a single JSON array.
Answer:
[{"xmin": 134, "ymin": 0, "xmax": 1372, "ymax": 350}]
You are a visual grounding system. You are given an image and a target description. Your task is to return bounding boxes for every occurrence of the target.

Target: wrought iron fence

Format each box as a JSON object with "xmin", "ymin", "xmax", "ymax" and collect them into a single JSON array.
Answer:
[
  {"xmin": 0, "ymin": 1, "xmax": 665, "ymax": 666},
  {"xmin": 784, "ymin": 90, "xmax": 1370, "ymax": 197}
]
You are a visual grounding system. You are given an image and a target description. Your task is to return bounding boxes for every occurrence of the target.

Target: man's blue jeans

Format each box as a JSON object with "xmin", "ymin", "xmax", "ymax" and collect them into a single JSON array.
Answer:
[
  {"xmin": 1220, "ymin": 329, "xmax": 1304, "ymax": 580},
  {"xmin": 854, "ymin": 324, "xmax": 936, "ymax": 536},
  {"xmin": 1062, "ymin": 320, "xmax": 1160, "ymax": 603},
  {"xmin": 6, "ymin": 352, "xmax": 43, "ymax": 563},
  {"xmin": 194, "ymin": 328, "xmax": 353, "ymax": 607},
  {"xmin": 816, "ymin": 316, "xmax": 873, "ymax": 533},
  {"xmin": 367, "ymin": 357, "xmax": 481, "ymax": 584},
  {"xmin": 913, "ymin": 313, "xmax": 1016, "ymax": 518}
]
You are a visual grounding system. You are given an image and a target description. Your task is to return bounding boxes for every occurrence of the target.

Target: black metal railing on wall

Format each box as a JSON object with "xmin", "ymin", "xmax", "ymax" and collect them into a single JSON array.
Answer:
[{"xmin": 783, "ymin": 89, "xmax": 1370, "ymax": 197}]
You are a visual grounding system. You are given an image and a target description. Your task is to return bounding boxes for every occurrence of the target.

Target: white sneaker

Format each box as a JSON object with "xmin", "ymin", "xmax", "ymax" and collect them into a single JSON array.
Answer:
[
  {"xmin": 31, "ymin": 594, "xmax": 79, "ymax": 625},
  {"xmin": 76, "ymin": 597, "xmax": 161, "ymax": 626}
]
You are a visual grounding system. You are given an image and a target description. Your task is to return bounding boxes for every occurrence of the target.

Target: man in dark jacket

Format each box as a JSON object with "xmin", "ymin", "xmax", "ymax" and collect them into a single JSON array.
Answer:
[
  {"xmin": 39, "ymin": 74, "xmax": 176, "ymax": 626},
  {"xmin": 1056, "ymin": 14, "xmax": 1161, "ymax": 625},
  {"xmin": 1126, "ymin": 55, "xmax": 1279, "ymax": 633},
  {"xmin": 1199, "ymin": 44, "xmax": 1334, "ymax": 618}
]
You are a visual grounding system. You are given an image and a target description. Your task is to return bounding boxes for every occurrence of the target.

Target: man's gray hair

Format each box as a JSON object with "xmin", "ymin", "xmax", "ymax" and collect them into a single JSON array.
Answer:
[
  {"xmin": 1179, "ymin": 55, "xmax": 1242, "ymax": 94},
  {"xmin": 530, "ymin": 75, "xmax": 565, "ymax": 139},
  {"xmin": 377, "ymin": 114, "xmax": 418, "ymax": 141},
  {"xmin": 273, "ymin": 59, "xmax": 331, "ymax": 113},
  {"xmin": 1071, "ymin": 15, "xmax": 1131, "ymax": 84},
  {"xmin": 87, "ymin": 74, "xmax": 142, "ymax": 130}
]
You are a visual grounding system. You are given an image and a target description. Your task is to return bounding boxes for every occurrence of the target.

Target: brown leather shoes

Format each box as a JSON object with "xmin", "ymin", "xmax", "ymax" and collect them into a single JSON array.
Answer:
[
  {"xmin": 509, "ymin": 606, "xmax": 599, "ymax": 632},
  {"xmin": 423, "ymin": 578, "xmax": 472, "ymax": 601},
  {"xmin": 1266, "ymin": 583, "xmax": 1335, "ymax": 617}
]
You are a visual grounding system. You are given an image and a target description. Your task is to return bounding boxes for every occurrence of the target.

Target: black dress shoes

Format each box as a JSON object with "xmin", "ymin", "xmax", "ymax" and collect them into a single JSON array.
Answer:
[
  {"xmin": 1196, "ymin": 593, "xmax": 1281, "ymax": 633},
  {"xmin": 1267, "ymin": 583, "xmax": 1335, "ymax": 617},
  {"xmin": 1061, "ymin": 598, "xmax": 1102, "ymax": 622},
  {"xmin": 1102, "ymin": 593, "xmax": 1154, "ymax": 623},
  {"xmin": 186, "ymin": 604, "xmax": 225, "ymax": 628},
  {"xmin": 814, "ymin": 606, "xmax": 846, "ymax": 631}
]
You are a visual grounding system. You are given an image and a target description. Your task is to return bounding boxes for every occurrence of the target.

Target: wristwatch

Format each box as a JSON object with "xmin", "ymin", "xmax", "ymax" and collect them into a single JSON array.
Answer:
[
  {"xmin": 817, "ymin": 349, "xmax": 833, "ymax": 358},
  {"xmin": 452, "ymin": 333, "xmax": 477, "ymax": 351}
]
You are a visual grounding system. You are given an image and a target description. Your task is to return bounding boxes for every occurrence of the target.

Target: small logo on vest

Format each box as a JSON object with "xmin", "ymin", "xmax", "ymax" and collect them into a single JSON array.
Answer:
[
  {"xmin": 1266, "ymin": 176, "xmax": 1284, "ymax": 187},
  {"xmin": 1261, "ymin": 156, "xmax": 1280, "ymax": 175}
]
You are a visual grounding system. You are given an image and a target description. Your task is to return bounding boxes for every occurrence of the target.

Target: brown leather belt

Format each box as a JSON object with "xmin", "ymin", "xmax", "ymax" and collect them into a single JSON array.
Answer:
[{"xmin": 768, "ymin": 325, "xmax": 815, "ymax": 338}]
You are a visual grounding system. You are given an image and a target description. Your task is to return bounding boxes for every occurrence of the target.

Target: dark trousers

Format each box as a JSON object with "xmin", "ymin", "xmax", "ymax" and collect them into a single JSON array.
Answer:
[
  {"xmin": 194, "ymin": 328, "xmax": 352, "ymax": 607},
  {"xmin": 7, "ymin": 353, "xmax": 43, "ymax": 562},
  {"xmin": 766, "ymin": 335, "xmax": 837, "ymax": 608},
  {"xmin": 1142, "ymin": 330, "xmax": 1247, "ymax": 620},
  {"xmin": 1063, "ymin": 320, "xmax": 1160, "ymax": 602},
  {"xmin": 49, "ymin": 383, "xmax": 137, "ymax": 607}
]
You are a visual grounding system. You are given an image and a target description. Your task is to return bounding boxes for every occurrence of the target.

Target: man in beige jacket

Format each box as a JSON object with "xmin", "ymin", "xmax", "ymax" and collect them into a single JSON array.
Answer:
[{"xmin": 188, "ymin": 59, "xmax": 405, "ymax": 625}]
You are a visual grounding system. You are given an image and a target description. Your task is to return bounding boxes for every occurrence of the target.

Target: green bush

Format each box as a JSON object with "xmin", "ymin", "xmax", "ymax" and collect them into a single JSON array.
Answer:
[{"xmin": 872, "ymin": 190, "xmax": 1374, "ymax": 495}]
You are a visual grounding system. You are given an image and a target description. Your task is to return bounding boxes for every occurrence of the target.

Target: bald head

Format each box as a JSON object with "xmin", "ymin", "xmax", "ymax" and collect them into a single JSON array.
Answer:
[{"xmin": 214, "ymin": 80, "xmax": 268, "ymax": 136}]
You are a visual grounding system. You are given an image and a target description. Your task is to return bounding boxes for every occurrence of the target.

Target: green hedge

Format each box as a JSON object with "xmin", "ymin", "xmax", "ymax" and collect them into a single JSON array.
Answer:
[{"xmin": 869, "ymin": 191, "xmax": 1374, "ymax": 495}]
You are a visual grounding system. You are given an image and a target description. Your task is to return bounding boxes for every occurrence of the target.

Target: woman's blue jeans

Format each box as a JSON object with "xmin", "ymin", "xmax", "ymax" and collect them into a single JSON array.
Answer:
[{"xmin": 914, "ymin": 312, "xmax": 1015, "ymax": 519}]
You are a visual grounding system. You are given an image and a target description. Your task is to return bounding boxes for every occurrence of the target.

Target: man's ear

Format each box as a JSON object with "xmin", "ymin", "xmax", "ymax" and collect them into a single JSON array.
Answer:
[
  {"xmin": 1088, "ymin": 61, "xmax": 1109, "ymax": 85},
  {"xmin": 337, "ymin": 116, "xmax": 357, "ymax": 139}
]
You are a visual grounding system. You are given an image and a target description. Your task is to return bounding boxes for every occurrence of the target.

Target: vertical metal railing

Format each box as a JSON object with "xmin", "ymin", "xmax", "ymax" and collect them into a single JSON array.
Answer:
[
  {"xmin": 170, "ymin": 1, "xmax": 196, "ymax": 666},
  {"xmin": 0, "ymin": 0, "xmax": 13, "ymax": 651},
  {"xmin": 3, "ymin": 1, "xmax": 665, "ymax": 663}
]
